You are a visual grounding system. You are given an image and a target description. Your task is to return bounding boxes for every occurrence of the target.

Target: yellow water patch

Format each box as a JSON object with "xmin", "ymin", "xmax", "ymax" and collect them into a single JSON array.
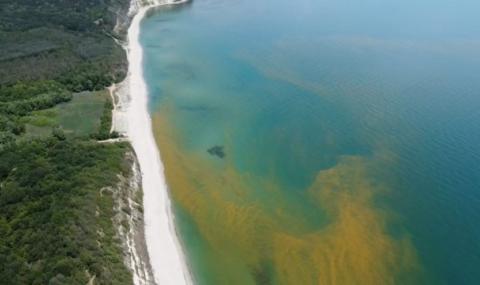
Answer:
[
  {"xmin": 153, "ymin": 110, "xmax": 271, "ymax": 284},
  {"xmin": 273, "ymin": 157, "xmax": 420, "ymax": 285},
  {"xmin": 152, "ymin": 107, "xmax": 421, "ymax": 284}
]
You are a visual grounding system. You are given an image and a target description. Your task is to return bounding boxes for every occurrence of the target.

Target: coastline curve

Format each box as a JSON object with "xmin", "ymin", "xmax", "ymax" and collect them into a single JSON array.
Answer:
[{"xmin": 123, "ymin": 0, "xmax": 193, "ymax": 284}]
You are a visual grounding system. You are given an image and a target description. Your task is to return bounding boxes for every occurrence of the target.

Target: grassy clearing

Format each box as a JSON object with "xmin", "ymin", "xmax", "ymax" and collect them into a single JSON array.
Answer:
[
  {"xmin": 56, "ymin": 90, "xmax": 109, "ymax": 136},
  {"xmin": 21, "ymin": 90, "xmax": 110, "ymax": 138}
]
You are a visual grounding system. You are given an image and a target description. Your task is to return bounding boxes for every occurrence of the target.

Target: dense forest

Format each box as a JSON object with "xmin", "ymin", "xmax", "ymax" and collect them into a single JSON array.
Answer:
[
  {"xmin": 0, "ymin": 139, "xmax": 133, "ymax": 284},
  {"xmin": 0, "ymin": 0, "xmax": 129, "ymax": 85},
  {"xmin": 0, "ymin": 0, "xmax": 135, "ymax": 284}
]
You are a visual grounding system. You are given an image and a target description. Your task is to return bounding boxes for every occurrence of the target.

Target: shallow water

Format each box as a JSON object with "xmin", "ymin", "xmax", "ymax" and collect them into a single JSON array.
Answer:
[{"xmin": 140, "ymin": 0, "xmax": 480, "ymax": 284}]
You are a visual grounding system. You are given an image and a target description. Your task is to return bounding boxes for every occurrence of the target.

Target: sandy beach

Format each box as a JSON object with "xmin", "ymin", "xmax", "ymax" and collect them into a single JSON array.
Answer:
[{"xmin": 119, "ymin": 0, "xmax": 192, "ymax": 284}]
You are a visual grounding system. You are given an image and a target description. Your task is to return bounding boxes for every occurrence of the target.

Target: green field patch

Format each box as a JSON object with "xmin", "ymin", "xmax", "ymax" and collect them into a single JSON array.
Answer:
[
  {"xmin": 22, "ymin": 109, "xmax": 59, "ymax": 127},
  {"xmin": 56, "ymin": 90, "xmax": 109, "ymax": 136},
  {"xmin": 22, "ymin": 90, "xmax": 110, "ymax": 138}
]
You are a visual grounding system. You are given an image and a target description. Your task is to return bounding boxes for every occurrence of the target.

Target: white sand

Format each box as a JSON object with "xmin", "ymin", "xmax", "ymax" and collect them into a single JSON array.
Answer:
[{"xmin": 125, "ymin": 0, "xmax": 192, "ymax": 284}]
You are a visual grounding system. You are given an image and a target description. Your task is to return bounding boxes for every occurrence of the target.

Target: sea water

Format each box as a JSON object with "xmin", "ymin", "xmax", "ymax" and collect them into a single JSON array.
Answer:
[{"xmin": 140, "ymin": 0, "xmax": 480, "ymax": 284}]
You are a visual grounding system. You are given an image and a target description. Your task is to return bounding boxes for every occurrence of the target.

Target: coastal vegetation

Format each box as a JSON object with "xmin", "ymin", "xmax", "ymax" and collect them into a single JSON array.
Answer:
[
  {"xmin": 0, "ymin": 0, "xmax": 128, "ymax": 86},
  {"xmin": 0, "ymin": 81, "xmax": 72, "ymax": 144},
  {"xmin": 0, "ymin": 138, "xmax": 133, "ymax": 285},
  {"xmin": 93, "ymin": 98, "xmax": 119, "ymax": 140},
  {"xmin": 0, "ymin": 0, "xmax": 134, "ymax": 283},
  {"xmin": 0, "ymin": 0, "xmax": 129, "ymax": 144}
]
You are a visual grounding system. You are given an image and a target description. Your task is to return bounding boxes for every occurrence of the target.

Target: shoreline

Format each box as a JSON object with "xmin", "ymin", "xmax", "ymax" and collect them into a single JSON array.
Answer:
[{"xmin": 114, "ymin": 0, "xmax": 193, "ymax": 284}]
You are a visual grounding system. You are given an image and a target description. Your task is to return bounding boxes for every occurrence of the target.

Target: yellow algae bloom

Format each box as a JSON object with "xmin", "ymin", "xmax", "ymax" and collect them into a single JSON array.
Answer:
[
  {"xmin": 272, "ymin": 156, "xmax": 421, "ymax": 285},
  {"xmin": 152, "ymin": 108, "xmax": 422, "ymax": 285}
]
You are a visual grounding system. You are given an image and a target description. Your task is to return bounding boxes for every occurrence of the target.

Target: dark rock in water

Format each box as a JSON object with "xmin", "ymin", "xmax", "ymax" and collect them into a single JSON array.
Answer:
[
  {"xmin": 207, "ymin": 145, "xmax": 225, "ymax": 158},
  {"xmin": 251, "ymin": 263, "xmax": 272, "ymax": 285}
]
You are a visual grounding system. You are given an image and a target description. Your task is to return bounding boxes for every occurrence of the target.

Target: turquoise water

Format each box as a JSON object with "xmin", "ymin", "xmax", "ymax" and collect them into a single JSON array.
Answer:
[{"xmin": 141, "ymin": 0, "xmax": 480, "ymax": 284}]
